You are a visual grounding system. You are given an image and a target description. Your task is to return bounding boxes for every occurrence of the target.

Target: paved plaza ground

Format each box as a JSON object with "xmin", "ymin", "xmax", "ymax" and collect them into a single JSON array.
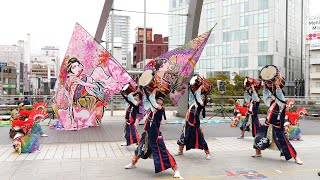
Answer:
[{"xmin": 0, "ymin": 110, "xmax": 319, "ymax": 180}]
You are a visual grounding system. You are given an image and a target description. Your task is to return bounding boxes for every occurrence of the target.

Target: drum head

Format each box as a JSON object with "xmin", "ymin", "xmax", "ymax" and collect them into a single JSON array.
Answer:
[
  {"xmin": 260, "ymin": 65, "xmax": 277, "ymax": 81},
  {"xmin": 139, "ymin": 70, "xmax": 153, "ymax": 87},
  {"xmin": 189, "ymin": 75, "xmax": 198, "ymax": 85},
  {"xmin": 122, "ymin": 83, "xmax": 130, "ymax": 91}
]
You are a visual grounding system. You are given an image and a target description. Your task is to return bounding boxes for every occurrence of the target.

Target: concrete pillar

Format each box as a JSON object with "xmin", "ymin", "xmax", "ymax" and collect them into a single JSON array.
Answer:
[
  {"xmin": 95, "ymin": 0, "xmax": 114, "ymax": 43},
  {"xmin": 177, "ymin": 0, "xmax": 203, "ymax": 118}
]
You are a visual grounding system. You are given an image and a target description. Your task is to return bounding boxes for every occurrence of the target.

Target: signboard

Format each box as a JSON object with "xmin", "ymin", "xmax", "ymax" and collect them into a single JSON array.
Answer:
[
  {"xmin": 306, "ymin": 16, "xmax": 320, "ymax": 50},
  {"xmin": 2, "ymin": 84, "xmax": 16, "ymax": 88},
  {"xmin": 0, "ymin": 62, "xmax": 7, "ymax": 67}
]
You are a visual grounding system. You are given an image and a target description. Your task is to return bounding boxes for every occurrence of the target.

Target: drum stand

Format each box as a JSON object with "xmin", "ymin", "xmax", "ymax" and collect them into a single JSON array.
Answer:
[{"xmin": 207, "ymin": 93, "xmax": 233, "ymax": 120}]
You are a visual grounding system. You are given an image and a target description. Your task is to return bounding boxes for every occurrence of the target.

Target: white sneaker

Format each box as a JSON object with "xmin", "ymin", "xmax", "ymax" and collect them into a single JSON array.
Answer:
[
  {"xmin": 124, "ymin": 163, "xmax": 136, "ymax": 169},
  {"xmin": 41, "ymin": 134, "xmax": 48, "ymax": 137},
  {"xmin": 205, "ymin": 154, "xmax": 211, "ymax": 160},
  {"xmin": 173, "ymin": 170, "xmax": 183, "ymax": 178},
  {"xmin": 251, "ymin": 154, "xmax": 262, "ymax": 158},
  {"xmin": 174, "ymin": 151, "xmax": 183, "ymax": 156},
  {"xmin": 295, "ymin": 157, "xmax": 303, "ymax": 165},
  {"xmin": 120, "ymin": 142, "xmax": 127, "ymax": 146}
]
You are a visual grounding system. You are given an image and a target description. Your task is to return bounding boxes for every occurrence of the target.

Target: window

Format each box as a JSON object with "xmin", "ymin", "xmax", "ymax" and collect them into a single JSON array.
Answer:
[
  {"xmin": 240, "ymin": 1, "xmax": 249, "ymax": 12},
  {"xmin": 239, "ymin": 57, "xmax": 248, "ymax": 67},
  {"xmin": 258, "ymin": 41, "xmax": 268, "ymax": 52},
  {"xmin": 240, "ymin": 16, "xmax": 248, "ymax": 26},
  {"xmin": 223, "ymin": 18, "xmax": 231, "ymax": 29},
  {"xmin": 316, "ymin": 67, "xmax": 320, "ymax": 72},
  {"xmin": 316, "ymin": 82, "xmax": 320, "ymax": 88},
  {"xmin": 222, "ymin": 57, "xmax": 248, "ymax": 68},
  {"xmin": 223, "ymin": 5, "xmax": 231, "ymax": 16},
  {"xmin": 239, "ymin": 30, "xmax": 248, "ymax": 40},
  {"xmin": 259, "ymin": 26, "xmax": 268, "ymax": 38},
  {"xmin": 240, "ymin": 43, "xmax": 248, "ymax": 53},
  {"xmin": 172, "ymin": 0, "xmax": 176, "ymax": 8},
  {"xmin": 208, "ymin": 33, "xmax": 214, "ymax": 44},
  {"xmin": 258, "ymin": 55, "xmax": 273, "ymax": 67},
  {"xmin": 215, "ymin": 45, "xmax": 231, "ymax": 55},
  {"xmin": 276, "ymin": 41, "xmax": 279, "ymax": 52},
  {"xmin": 258, "ymin": 0, "xmax": 268, "ymax": 10},
  {"xmin": 223, "ymin": 31, "xmax": 231, "ymax": 42},
  {"xmin": 207, "ymin": 8, "xmax": 214, "ymax": 18},
  {"xmin": 258, "ymin": 12, "xmax": 268, "ymax": 24}
]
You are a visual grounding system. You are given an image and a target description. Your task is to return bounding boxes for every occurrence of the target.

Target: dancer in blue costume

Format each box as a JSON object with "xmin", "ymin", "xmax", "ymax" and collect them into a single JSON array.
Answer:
[
  {"xmin": 252, "ymin": 76, "xmax": 303, "ymax": 165},
  {"xmin": 120, "ymin": 90, "xmax": 142, "ymax": 146},
  {"xmin": 175, "ymin": 84, "xmax": 211, "ymax": 160},
  {"xmin": 239, "ymin": 79, "xmax": 261, "ymax": 139},
  {"xmin": 124, "ymin": 88, "xmax": 182, "ymax": 178}
]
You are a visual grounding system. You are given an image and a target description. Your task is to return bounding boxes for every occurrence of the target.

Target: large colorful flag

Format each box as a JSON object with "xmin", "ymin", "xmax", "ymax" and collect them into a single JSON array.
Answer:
[
  {"xmin": 54, "ymin": 23, "xmax": 135, "ymax": 130},
  {"xmin": 144, "ymin": 27, "xmax": 214, "ymax": 105}
]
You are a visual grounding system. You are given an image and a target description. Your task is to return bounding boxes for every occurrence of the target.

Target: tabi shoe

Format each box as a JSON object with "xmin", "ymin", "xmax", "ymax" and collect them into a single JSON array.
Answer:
[
  {"xmin": 41, "ymin": 133, "xmax": 48, "ymax": 137},
  {"xmin": 237, "ymin": 135, "xmax": 244, "ymax": 139},
  {"xmin": 120, "ymin": 142, "xmax": 128, "ymax": 146},
  {"xmin": 295, "ymin": 157, "xmax": 303, "ymax": 165},
  {"xmin": 251, "ymin": 154, "xmax": 262, "ymax": 158},
  {"xmin": 124, "ymin": 163, "xmax": 136, "ymax": 169},
  {"xmin": 174, "ymin": 151, "xmax": 183, "ymax": 156},
  {"xmin": 205, "ymin": 154, "xmax": 211, "ymax": 160},
  {"xmin": 173, "ymin": 170, "xmax": 182, "ymax": 178}
]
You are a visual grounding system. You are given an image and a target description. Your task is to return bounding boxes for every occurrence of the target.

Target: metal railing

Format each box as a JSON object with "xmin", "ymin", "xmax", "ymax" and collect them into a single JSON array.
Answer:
[{"xmin": 1, "ymin": 95, "xmax": 319, "ymax": 116}]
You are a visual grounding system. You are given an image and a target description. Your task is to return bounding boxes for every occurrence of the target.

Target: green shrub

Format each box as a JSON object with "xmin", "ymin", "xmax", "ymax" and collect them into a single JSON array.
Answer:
[
  {"xmin": 227, "ymin": 98, "xmax": 235, "ymax": 105},
  {"xmin": 307, "ymin": 101, "xmax": 316, "ymax": 105}
]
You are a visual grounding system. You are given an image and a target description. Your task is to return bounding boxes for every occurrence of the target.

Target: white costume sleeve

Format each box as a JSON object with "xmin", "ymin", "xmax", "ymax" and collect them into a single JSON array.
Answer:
[{"xmin": 127, "ymin": 94, "xmax": 138, "ymax": 106}]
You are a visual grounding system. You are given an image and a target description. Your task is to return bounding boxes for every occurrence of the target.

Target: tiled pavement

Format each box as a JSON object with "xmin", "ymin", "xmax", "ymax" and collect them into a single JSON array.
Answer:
[
  {"xmin": 0, "ymin": 110, "xmax": 319, "ymax": 179},
  {"xmin": 0, "ymin": 136, "xmax": 319, "ymax": 180},
  {"xmin": 0, "ymin": 135, "xmax": 319, "ymax": 162}
]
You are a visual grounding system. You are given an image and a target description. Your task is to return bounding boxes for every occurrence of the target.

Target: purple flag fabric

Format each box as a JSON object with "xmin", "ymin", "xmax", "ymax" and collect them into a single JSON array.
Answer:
[{"xmin": 143, "ymin": 28, "xmax": 213, "ymax": 105}]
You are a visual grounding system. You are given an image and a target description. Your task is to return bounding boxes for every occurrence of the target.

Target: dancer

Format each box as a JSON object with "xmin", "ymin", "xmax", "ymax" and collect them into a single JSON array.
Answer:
[
  {"xmin": 16, "ymin": 104, "xmax": 48, "ymax": 137},
  {"xmin": 120, "ymin": 89, "xmax": 142, "ymax": 146},
  {"xmin": 18, "ymin": 103, "xmax": 31, "ymax": 119},
  {"xmin": 238, "ymin": 77, "xmax": 261, "ymax": 139},
  {"xmin": 175, "ymin": 84, "xmax": 211, "ymax": 160},
  {"xmin": 124, "ymin": 89, "xmax": 181, "ymax": 178},
  {"xmin": 284, "ymin": 100, "xmax": 307, "ymax": 141},
  {"xmin": 252, "ymin": 75, "xmax": 303, "ymax": 165},
  {"xmin": 231, "ymin": 100, "xmax": 248, "ymax": 127},
  {"xmin": 11, "ymin": 110, "xmax": 40, "ymax": 154}
]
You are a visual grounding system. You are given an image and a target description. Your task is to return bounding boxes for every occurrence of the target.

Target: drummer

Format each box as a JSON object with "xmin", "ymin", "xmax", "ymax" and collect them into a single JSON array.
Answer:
[
  {"xmin": 124, "ymin": 88, "xmax": 182, "ymax": 178},
  {"xmin": 238, "ymin": 77, "xmax": 261, "ymax": 139},
  {"xmin": 252, "ymin": 74, "xmax": 303, "ymax": 165},
  {"xmin": 175, "ymin": 78, "xmax": 211, "ymax": 160},
  {"xmin": 120, "ymin": 86, "xmax": 142, "ymax": 146}
]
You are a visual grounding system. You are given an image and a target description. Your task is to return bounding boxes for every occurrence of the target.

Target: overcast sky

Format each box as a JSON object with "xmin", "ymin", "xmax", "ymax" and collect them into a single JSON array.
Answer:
[{"xmin": 0, "ymin": 0, "xmax": 319, "ymax": 59}]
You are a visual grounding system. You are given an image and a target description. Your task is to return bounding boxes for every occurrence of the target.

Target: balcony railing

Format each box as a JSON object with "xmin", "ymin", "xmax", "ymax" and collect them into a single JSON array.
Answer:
[{"xmin": 310, "ymin": 72, "xmax": 320, "ymax": 79}]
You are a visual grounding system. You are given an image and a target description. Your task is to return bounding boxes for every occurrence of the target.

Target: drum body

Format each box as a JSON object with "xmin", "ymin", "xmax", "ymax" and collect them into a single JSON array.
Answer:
[
  {"xmin": 260, "ymin": 65, "xmax": 285, "ymax": 89},
  {"xmin": 121, "ymin": 83, "xmax": 136, "ymax": 96},
  {"xmin": 189, "ymin": 75, "xmax": 212, "ymax": 95},
  {"xmin": 244, "ymin": 77, "xmax": 262, "ymax": 91},
  {"xmin": 189, "ymin": 75, "xmax": 201, "ymax": 92},
  {"xmin": 139, "ymin": 70, "xmax": 171, "ymax": 95},
  {"xmin": 201, "ymin": 78, "xmax": 212, "ymax": 95}
]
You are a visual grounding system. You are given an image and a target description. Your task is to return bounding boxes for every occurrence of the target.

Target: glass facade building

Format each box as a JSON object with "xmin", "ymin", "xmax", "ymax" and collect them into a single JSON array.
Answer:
[{"xmin": 169, "ymin": 0, "xmax": 309, "ymax": 95}]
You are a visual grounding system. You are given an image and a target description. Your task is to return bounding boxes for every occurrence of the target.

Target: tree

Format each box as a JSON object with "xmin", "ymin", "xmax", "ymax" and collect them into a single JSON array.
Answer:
[{"xmin": 206, "ymin": 74, "xmax": 246, "ymax": 105}]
